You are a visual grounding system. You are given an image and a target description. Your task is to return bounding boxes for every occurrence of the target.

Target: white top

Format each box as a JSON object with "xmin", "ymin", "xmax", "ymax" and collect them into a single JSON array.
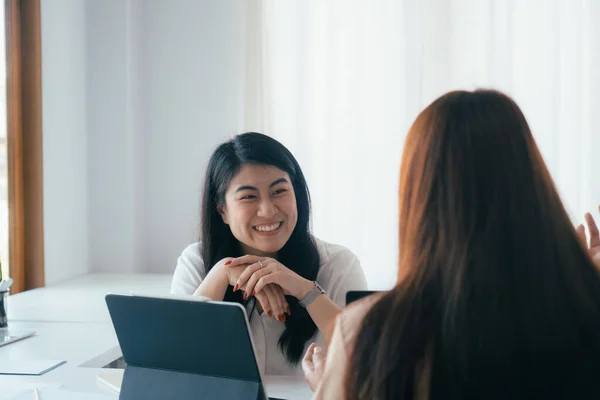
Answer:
[{"xmin": 170, "ymin": 237, "xmax": 368, "ymax": 376}]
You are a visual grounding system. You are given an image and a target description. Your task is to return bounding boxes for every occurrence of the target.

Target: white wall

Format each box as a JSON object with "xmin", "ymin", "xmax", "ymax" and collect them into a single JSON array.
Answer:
[
  {"xmin": 87, "ymin": 0, "xmax": 246, "ymax": 273},
  {"xmin": 86, "ymin": 0, "xmax": 141, "ymax": 273},
  {"xmin": 41, "ymin": 1, "xmax": 247, "ymax": 282},
  {"xmin": 40, "ymin": 1, "xmax": 600, "ymax": 286},
  {"xmin": 140, "ymin": 0, "xmax": 246, "ymax": 273},
  {"xmin": 41, "ymin": 0, "xmax": 89, "ymax": 285}
]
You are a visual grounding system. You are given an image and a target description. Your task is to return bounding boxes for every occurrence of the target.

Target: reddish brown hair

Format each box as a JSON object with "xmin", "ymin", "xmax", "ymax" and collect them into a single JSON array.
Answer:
[{"xmin": 346, "ymin": 90, "xmax": 600, "ymax": 399}]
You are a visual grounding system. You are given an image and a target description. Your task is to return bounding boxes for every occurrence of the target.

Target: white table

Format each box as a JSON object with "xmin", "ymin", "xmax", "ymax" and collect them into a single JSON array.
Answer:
[
  {"xmin": 0, "ymin": 274, "xmax": 313, "ymax": 400},
  {"xmin": 6, "ymin": 273, "xmax": 172, "ymax": 323}
]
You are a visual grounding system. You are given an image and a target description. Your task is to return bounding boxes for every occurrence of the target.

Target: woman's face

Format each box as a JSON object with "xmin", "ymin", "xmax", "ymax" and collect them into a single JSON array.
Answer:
[{"xmin": 219, "ymin": 164, "xmax": 298, "ymax": 257}]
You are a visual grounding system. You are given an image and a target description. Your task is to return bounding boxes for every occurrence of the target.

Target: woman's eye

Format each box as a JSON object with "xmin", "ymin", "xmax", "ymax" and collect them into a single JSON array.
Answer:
[
  {"xmin": 273, "ymin": 189, "xmax": 287, "ymax": 195},
  {"xmin": 241, "ymin": 195, "xmax": 256, "ymax": 200}
]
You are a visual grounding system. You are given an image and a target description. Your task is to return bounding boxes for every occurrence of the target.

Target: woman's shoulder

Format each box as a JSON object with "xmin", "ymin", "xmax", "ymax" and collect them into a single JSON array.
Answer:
[
  {"xmin": 180, "ymin": 242, "xmax": 203, "ymax": 259},
  {"xmin": 312, "ymin": 236, "xmax": 368, "ymax": 304},
  {"xmin": 171, "ymin": 242, "xmax": 206, "ymax": 295},
  {"xmin": 338, "ymin": 292, "xmax": 386, "ymax": 345},
  {"xmin": 177, "ymin": 242, "xmax": 205, "ymax": 272},
  {"xmin": 313, "ymin": 236, "xmax": 360, "ymax": 268}
]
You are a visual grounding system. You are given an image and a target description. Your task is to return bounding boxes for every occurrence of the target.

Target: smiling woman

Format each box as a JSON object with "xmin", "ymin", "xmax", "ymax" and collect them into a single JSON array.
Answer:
[
  {"xmin": 219, "ymin": 165, "xmax": 298, "ymax": 257},
  {"xmin": 170, "ymin": 132, "xmax": 367, "ymax": 377}
]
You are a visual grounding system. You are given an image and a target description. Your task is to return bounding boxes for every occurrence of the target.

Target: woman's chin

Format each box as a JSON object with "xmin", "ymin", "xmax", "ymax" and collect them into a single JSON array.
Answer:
[
  {"xmin": 245, "ymin": 239, "xmax": 286, "ymax": 256},
  {"xmin": 255, "ymin": 244, "xmax": 284, "ymax": 256}
]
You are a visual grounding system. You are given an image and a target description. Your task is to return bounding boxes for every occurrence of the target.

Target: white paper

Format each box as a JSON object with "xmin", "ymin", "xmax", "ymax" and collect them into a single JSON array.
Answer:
[
  {"xmin": 9, "ymin": 388, "xmax": 117, "ymax": 400},
  {"xmin": 0, "ymin": 359, "xmax": 66, "ymax": 375},
  {"xmin": 96, "ymin": 371, "xmax": 122, "ymax": 393},
  {"xmin": 0, "ymin": 383, "xmax": 62, "ymax": 400}
]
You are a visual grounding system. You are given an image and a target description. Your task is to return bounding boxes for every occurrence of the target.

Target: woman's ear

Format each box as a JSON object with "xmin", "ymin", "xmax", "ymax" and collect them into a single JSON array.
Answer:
[{"xmin": 217, "ymin": 205, "xmax": 229, "ymax": 224}]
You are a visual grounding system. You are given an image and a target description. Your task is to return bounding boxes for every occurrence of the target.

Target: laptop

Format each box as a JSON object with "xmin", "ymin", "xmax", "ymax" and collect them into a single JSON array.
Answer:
[
  {"xmin": 105, "ymin": 293, "xmax": 287, "ymax": 400},
  {"xmin": 345, "ymin": 290, "xmax": 378, "ymax": 305}
]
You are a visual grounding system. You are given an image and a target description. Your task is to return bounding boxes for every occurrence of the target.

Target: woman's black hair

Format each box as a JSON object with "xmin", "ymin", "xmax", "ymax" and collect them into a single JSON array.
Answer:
[{"xmin": 200, "ymin": 132, "xmax": 321, "ymax": 364}]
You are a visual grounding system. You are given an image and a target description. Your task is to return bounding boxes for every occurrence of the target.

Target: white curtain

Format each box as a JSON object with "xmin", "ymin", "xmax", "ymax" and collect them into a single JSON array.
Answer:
[{"xmin": 242, "ymin": 0, "xmax": 600, "ymax": 289}]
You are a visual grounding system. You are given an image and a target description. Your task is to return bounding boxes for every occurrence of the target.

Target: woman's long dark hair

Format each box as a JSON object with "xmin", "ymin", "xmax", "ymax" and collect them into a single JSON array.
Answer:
[
  {"xmin": 346, "ymin": 90, "xmax": 600, "ymax": 399},
  {"xmin": 200, "ymin": 132, "xmax": 320, "ymax": 364}
]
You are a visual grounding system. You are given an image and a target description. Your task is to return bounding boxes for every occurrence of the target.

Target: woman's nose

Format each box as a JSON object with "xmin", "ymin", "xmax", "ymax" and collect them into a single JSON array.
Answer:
[{"xmin": 257, "ymin": 198, "xmax": 277, "ymax": 217}]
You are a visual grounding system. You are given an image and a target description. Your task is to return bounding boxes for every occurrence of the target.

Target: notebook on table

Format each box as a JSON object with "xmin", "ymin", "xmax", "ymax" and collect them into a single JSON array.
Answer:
[{"xmin": 0, "ymin": 328, "xmax": 36, "ymax": 348}]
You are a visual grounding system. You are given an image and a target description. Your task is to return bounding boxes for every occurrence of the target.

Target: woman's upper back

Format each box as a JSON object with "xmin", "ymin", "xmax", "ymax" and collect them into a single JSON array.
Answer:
[
  {"xmin": 317, "ymin": 281, "xmax": 600, "ymax": 399},
  {"xmin": 336, "ymin": 89, "xmax": 600, "ymax": 400}
]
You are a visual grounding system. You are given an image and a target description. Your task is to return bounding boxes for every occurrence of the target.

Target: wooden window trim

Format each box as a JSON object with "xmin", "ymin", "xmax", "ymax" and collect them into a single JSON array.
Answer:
[{"xmin": 5, "ymin": 0, "xmax": 44, "ymax": 294}]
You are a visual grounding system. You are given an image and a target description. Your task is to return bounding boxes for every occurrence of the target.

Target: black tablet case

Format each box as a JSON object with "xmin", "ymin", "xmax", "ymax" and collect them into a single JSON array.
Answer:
[{"xmin": 105, "ymin": 294, "xmax": 269, "ymax": 400}]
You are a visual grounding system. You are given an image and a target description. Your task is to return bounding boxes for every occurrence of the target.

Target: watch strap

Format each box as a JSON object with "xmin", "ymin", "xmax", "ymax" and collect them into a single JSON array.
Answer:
[{"xmin": 299, "ymin": 281, "xmax": 325, "ymax": 308}]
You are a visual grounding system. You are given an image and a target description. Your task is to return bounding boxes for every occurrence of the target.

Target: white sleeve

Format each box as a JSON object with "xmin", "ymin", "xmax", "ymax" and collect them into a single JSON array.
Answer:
[
  {"xmin": 326, "ymin": 251, "xmax": 368, "ymax": 308},
  {"xmin": 170, "ymin": 243, "xmax": 207, "ymax": 295}
]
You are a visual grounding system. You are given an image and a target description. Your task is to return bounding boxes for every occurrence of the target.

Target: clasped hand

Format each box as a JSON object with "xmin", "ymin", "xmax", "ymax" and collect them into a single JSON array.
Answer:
[
  {"xmin": 220, "ymin": 257, "xmax": 290, "ymax": 322},
  {"xmin": 226, "ymin": 255, "xmax": 314, "ymax": 300}
]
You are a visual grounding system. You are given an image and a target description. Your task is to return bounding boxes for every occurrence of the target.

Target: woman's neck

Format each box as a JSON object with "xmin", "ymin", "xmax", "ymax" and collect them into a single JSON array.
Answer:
[{"xmin": 239, "ymin": 243, "xmax": 278, "ymax": 259}]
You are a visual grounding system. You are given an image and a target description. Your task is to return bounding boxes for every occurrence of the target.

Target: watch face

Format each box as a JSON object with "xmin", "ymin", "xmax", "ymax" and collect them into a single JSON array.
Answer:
[{"xmin": 315, "ymin": 282, "xmax": 325, "ymax": 293}]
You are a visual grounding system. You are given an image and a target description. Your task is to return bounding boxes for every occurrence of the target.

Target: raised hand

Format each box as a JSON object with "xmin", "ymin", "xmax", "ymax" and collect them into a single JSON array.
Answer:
[
  {"xmin": 577, "ymin": 205, "xmax": 600, "ymax": 261},
  {"xmin": 302, "ymin": 343, "xmax": 326, "ymax": 392}
]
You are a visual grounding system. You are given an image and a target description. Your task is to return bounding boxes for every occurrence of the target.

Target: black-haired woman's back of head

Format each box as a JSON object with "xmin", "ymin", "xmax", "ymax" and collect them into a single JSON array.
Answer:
[{"xmin": 345, "ymin": 90, "xmax": 600, "ymax": 399}]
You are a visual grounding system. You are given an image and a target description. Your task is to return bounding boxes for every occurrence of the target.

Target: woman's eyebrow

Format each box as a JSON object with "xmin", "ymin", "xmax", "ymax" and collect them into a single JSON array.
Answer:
[
  {"xmin": 234, "ymin": 178, "xmax": 289, "ymax": 193},
  {"xmin": 270, "ymin": 178, "xmax": 289, "ymax": 187},
  {"xmin": 234, "ymin": 185, "xmax": 258, "ymax": 193}
]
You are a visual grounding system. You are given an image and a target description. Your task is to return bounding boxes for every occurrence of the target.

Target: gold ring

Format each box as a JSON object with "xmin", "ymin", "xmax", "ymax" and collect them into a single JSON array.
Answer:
[{"xmin": 258, "ymin": 259, "xmax": 264, "ymax": 268}]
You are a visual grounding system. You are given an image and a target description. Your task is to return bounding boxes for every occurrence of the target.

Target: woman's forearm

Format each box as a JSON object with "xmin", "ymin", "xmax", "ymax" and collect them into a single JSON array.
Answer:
[
  {"xmin": 306, "ymin": 295, "xmax": 342, "ymax": 343},
  {"xmin": 193, "ymin": 264, "xmax": 230, "ymax": 300}
]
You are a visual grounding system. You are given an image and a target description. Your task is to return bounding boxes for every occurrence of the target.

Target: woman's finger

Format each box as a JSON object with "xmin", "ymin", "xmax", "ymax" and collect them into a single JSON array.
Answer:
[
  {"xmin": 303, "ymin": 343, "xmax": 318, "ymax": 367},
  {"xmin": 255, "ymin": 291, "xmax": 272, "ymax": 318},
  {"xmin": 236, "ymin": 259, "xmax": 272, "ymax": 286},
  {"xmin": 313, "ymin": 346, "xmax": 325, "ymax": 369},
  {"xmin": 253, "ymin": 272, "xmax": 283, "ymax": 295},
  {"xmin": 263, "ymin": 285, "xmax": 284, "ymax": 321},
  {"xmin": 265, "ymin": 284, "xmax": 284, "ymax": 320},
  {"xmin": 270, "ymin": 284, "xmax": 289, "ymax": 321},
  {"xmin": 235, "ymin": 262, "xmax": 264, "ymax": 295},
  {"xmin": 585, "ymin": 212, "xmax": 600, "ymax": 248},
  {"xmin": 302, "ymin": 343, "xmax": 318, "ymax": 384},
  {"xmin": 225, "ymin": 255, "xmax": 265, "ymax": 268},
  {"xmin": 243, "ymin": 266, "xmax": 274, "ymax": 298},
  {"xmin": 273, "ymin": 285, "xmax": 291, "ymax": 316}
]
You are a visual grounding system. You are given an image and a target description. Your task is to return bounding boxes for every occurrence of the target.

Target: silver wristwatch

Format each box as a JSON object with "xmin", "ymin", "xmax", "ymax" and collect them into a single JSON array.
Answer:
[{"xmin": 299, "ymin": 281, "xmax": 325, "ymax": 308}]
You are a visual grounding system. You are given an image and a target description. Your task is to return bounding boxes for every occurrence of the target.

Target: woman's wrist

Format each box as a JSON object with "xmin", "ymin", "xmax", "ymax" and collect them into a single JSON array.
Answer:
[
  {"xmin": 297, "ymin": 278, "xmax": 317, "ymax": 300},
  {"xmin": 192, "ymin": 263, "xmax": 230, "ymax": 299},
  {"xmin": 210, "ymin": 263, "xmax": 231, "ymax": 287}
]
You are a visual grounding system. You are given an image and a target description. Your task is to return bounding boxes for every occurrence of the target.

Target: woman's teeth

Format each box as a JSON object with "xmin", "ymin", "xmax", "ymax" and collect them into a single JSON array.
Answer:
[{"xmin": 254, "ymin": 222, "xmax": 282, "ymax": 232}]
